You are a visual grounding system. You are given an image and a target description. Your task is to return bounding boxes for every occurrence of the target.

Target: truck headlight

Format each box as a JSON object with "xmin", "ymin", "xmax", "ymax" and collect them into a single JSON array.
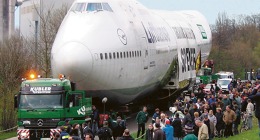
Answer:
[
  {"xmin": 21, "ymin": 132, "xmax": 27, "ymax": 137},
  {"xmin": 23, "ymin": 120, "xmax": 31, "ymax": 125}
]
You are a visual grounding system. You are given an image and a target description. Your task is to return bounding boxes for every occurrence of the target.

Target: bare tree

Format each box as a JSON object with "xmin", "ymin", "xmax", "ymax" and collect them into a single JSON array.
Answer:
[
  {"xmin": 32, "ymin": 4, "xmax": 69, "ymax": 77},
  {"xmin": 0, "ymin": 35, "xmax": 33, "ymax": 130},
  {"xmin": 210, "ymin": 12, "xmax": 260, "ymax": 78}
]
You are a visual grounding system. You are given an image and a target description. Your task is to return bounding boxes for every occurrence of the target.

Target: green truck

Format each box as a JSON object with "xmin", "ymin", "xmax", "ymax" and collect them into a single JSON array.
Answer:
[
  {"xmin": 15, "ymin": 75, "xmax": 92, "ymax": 140},
  {"xmin": 196, "ymin": 60, "xmax": 219, "ymax": 85},
  {"xmin": 197, "ymin": 67, "xmax": 219, "ymax": 84}
]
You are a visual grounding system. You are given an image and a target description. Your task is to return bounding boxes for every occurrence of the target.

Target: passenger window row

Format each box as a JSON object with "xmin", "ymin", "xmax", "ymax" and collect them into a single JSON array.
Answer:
[
  {"xmin": 172, "ymin": 27, "xmax": 195, "ymax": 39},
  {"xmin": 100, "ymin": 50, "xmax": 142, "ymax": 60}
]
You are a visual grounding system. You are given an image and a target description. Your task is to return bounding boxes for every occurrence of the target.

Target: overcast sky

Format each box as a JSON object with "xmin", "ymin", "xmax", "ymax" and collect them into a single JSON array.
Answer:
[
  {"xmin": 16, "ymin": 0, "xmax": 260, "ymax": 27},
  {"xmin": 138, "ymin": 0, "xmax": 260, "ymax": 24}
]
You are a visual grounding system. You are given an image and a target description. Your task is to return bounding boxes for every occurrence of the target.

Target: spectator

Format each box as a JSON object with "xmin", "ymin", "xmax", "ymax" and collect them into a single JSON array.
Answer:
[
  {"xmin": 172, "ymin": 113, "xmax": 182, "ymax": 139},
  {"xmin": 60, "ymin": 126, "xmax": 70, "ymax": 140},
  {"xmin": 241, "ymin": 96, "xmax": 248, "ymax": 113},
  {"xmin": 208, "ymin": 110, "xmax": 216, "ymax": 139},
  {"xmin": 215, "ymin": 83, "xmax": 220, "ymax": 94},
  {"xmin": 233, "ymin": 105, "xmax": 240, "ymax": 135},
  {"xmin": 223, "ymin": 105, "xmax": 236, "ymax": 138},
  {"xmin": 222, "ymin": 95, "xmax": 231, "ymax": 111},
  {"xmin": 183, "ymin": 108, "xmax": 192, "ymax": 127},
  {"xmin": 64, "ymin": 119, "xmax": 72, "ymax": 134},
  {"xmin": 53, "ymin": 132, "xmax": 60, "ymax": 140},
  {"xmin": 85, "ymin": 133, "xmax": 93, "ymax": 140},
  {"xmin": 215, "ymin": 108, "xmax": 224, "ymax": 138},
  {"xmin": 246, "ymin": 99, "xmax": 254, "ymax": 129},
  {"xmin": 145, "ymin": 123, "xmax": 154, "ymax": 140},
  {"xmin": 118, "ymin": 129, "xmax": 134, "ymax": 140},
  {"xmin": 200, "ymin": 108, "xmax": 208, "ymax": 121},
  {"xmin": 195, "ymin": 120, "xmax": 209, "ymax": 140},
  {"xmin": 69, "ymin": 123, "xmax": 81, "ymax": 139},
  {"xmin": 210, "ymin": 84, "xmax": 215, "ymax": 95},
  {"xmin": 183, "ymin": 124, "xmax": 198, "ymax": 140},
  {"xmin": 91, "ymin": 105, "xmax": 100, "ymax": 135},
  {"xmin": 152, "ymin": 108, "xmax": 160, "ymax": 124},
  {"xmin": 160, "ymin": 113, "xmax": 167, "ymax": 129},
  {"xmin": 193, "ymin": 112, "xmax": 200, "ymax": 137},
  {"xmin": 208, "ymin": 95, "xmax": 216, "ymax": 107},
  {"xmin": 97, "ymin": 121, "xmax": 112, "ymax": 140},
  {"xmin": 234, "ymin": 93, "xmax": 242, "ymax": 109},
  {"xmin": 163, "ymin": 120, "xmax": 174, "ymax": 140},
  {"xmin": 136, "ymin": 106, "xmax": 148, "ymax": 139},
  {"xmin": 191, "ymin": 93, "xmax": 197, "ymax": 103},
  {"xmin": 153, "ymin": 123, "xmax": 165, "ymax": 140},
  {"xmin": 153, "ymin": 117, "xmax": 161, "ymax": 130},
  {"xmin": 83, "ymin": 119, "xmax": 94, "ymax": 140},
  {"xmin": 202, "ymin": 115, "xmax": 211, "ymax": 139},
  {"xmin": 189, "ymin": 104, "xmax": 201, "ymax": 121},
  {"xmin": 112, "ymin": 116, "xmax": 126, "ymax": 140}
]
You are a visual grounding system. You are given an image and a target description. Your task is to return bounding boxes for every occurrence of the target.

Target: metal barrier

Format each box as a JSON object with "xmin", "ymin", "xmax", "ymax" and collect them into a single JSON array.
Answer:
[
  {"xmin": 135, "ymin": 132, "xmax": 146, "ymax": 140},
  {"xmin": 0, "ymin": 125, "xmax": 18, "ymax": 133}
]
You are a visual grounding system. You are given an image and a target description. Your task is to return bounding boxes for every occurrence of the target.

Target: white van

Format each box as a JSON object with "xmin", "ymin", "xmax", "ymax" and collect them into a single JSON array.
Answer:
[
  {"xmin": 217, "ymin": 78, "xmax": 232, "ymax": 92},
  {"xmin": 216, "ymin": 71, "xmax": 234, "ymax": 79}
]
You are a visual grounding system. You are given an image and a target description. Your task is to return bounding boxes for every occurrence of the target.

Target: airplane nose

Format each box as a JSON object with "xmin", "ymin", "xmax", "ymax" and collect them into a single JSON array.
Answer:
[{"xmin": 52, "ymin": 42, "xmax": 93, "ymax": 82}]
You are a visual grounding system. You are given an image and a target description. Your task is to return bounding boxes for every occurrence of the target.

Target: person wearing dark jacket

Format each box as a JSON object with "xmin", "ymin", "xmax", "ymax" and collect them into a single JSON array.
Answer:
[
  {"xmin": 183, "ymin": 108, "xmax": 192, "ymax": 127},
  {"xmin": 145, "ymin": 124, "xmax": 153, "ymax": 140},
  {"xmin": 69, "ymin": 123, "xmax": 81, "ymax": 139},
  {"xmin": 215, "ymin": 108, "xmax": 224, "ymax": 138},
  {"xmin": 91, "ymin": 105, "xmax": 100, "ymax": 135},
  {"xmin": 64, "ymin": 119, "xmax": 72, "ymax": 134},
  {"xmin": 241, "ymin": 96, "xmax": 248, "ymax": 113},
  {"xmin": 172, "ymin": 113, "xmax": 183, "ymax": 139},
  {"xmin": 136, "ymin": 106, "xmax": 148, "ymax": 139},
  {"xmin": 203, "ymin": 115, "xmax": 211, "ymax": 139},
  {"xmin": 83, "ymin": 121, "xmax": 94, "ymax": 140},
  {"xmin": 97, "ymin": 121, "xmax": 112, "ymax": 140},
  {"xmin": 60, "ymin": 126, "xmax": 70, "ymax": 140},
  {"xmin": 112, "ymin": 116, "xmax": 126, "ymax": 140},
  {"xmin": 189, "ymin": 104, "xmax": 201, "ymax": 121},
  {"xmin": 249, "ymin": 85, "xmax": 260, "ymax": 137},
  {"xmin": 153, "ymin": 123, "xmax": 165, "ymax": 140},
  {"xmin": 118, "ymin": 129, "xmax": 134, "ymax": 140},
  {"xmin": 152, "ymin": 108, "xmax": 160, "ymax": 124}
]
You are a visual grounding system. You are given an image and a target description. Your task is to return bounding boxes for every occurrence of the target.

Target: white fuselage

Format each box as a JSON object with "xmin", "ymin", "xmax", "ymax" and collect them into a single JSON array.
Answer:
[{"xmin": 51, "ymin": 0, "xmax": 212, "ymax": 104}]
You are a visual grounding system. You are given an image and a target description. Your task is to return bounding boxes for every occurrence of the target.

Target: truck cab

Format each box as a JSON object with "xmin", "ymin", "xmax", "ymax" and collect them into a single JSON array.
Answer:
[{"xmin": 15, "ymin": 76, "xmax": 92, "ymax": 140}]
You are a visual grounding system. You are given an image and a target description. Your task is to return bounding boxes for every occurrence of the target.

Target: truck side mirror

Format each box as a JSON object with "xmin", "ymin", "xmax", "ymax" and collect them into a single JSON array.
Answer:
[{"xmin": 14, "ymin": 95, "xmax": 18, "ymax": 109}]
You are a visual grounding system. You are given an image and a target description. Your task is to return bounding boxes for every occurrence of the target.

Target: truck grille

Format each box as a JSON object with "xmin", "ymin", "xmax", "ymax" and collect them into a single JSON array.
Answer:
[{"xmin": 20, "ymin": 118, "xmax": 60, "ymax": 128}]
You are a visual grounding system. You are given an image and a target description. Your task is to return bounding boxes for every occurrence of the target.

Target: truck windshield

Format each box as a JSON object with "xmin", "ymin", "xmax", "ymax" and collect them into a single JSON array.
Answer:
[{"xmin": 20, "ymin": 94, "xmax": 63, "ymax": 109}]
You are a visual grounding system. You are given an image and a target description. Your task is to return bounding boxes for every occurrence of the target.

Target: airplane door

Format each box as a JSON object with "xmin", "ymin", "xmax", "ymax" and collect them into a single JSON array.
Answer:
[{"xmin": 141, "ymin": 37, "xmax": 149, "ymax": 70}]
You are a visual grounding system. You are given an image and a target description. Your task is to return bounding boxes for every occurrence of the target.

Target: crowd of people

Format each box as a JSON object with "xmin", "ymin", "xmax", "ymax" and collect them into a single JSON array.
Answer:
[
  {"xmin": 143, "ymin": 79, "xmax": 260, "ymax": 140},
  {"xmin": 52, "ymin": 105, "xmax": 132, "ymax": 140},
  {"xmin": 52, "ymin": 79, "xmax": 260, "ymax": 140}
]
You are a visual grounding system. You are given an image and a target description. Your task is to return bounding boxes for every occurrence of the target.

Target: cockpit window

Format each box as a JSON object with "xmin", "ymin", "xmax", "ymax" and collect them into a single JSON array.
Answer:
[
  {"xmin": 87, "ymin": 3, "xmax": 113, "ymax": 12},
  {"xmin": 71, "ymin": 2, "xmax": 113, "ymax": 13},
  {"xmin": 102, "ymin": 3, "xmax": 113, "ymax": 12},
  {"xmin": 87, "ymin": 3, "xmax": 102, "ymax": 12},
  {"xmin": 72, "ymin": 3, "xmax": 86, "ymax": 12}
]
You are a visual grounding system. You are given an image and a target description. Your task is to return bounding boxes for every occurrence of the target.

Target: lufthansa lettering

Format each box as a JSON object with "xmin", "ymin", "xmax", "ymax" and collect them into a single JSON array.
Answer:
[
  {"xmin": 181, "ymin": 48, "xmax": 196, "ymax": 73},
  {"xmin": 30, "ymin": 87, "xmax": 51, "ymax": 94}
]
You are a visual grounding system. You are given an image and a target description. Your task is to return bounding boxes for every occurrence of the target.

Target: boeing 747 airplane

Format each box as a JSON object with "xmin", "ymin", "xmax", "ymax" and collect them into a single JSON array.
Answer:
[{"xmin": 51, "ymin": 0, "xmax": 212, "ymax": 105}]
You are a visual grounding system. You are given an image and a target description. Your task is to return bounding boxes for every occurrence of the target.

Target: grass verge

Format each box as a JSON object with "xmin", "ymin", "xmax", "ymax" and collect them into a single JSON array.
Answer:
[{"xmin": 0, "ymin": 131, "xmax": 16, "ymax": 140}]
